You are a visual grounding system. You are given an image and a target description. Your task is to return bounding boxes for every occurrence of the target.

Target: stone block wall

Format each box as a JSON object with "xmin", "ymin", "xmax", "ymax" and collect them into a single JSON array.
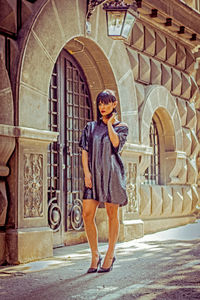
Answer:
[{"xmin": 127, "ymin": 20, "xmax": 200, "ymax": 230}]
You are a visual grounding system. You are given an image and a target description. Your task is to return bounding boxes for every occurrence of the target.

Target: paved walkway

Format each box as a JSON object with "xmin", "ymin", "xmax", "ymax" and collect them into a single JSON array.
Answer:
[{"xmin": 0, "ymin": 219, "xmax": 200, "ymax": 299}]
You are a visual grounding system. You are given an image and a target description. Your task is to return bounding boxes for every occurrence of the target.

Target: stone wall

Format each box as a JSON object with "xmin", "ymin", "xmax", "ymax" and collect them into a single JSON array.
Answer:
[{"xmin": 126, "ymin": 20, "xmax": 200, "ymax": 232}]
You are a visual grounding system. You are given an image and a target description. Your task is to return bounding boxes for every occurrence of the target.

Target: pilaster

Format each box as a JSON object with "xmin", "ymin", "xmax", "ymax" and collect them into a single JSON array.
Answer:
[
  {"xmin": 0, "ymin": 126, "xmax": 15, "ymax": 264},
  {"xmin": 1, "ymin": 125, "xmax": 58, "ymax": 264}
]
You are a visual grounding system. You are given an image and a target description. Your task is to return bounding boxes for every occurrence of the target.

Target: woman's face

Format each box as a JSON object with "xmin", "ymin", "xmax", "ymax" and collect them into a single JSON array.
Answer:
[{"xmin": 98, "ymin": 101, "xmax": 117, "ymax": 117}]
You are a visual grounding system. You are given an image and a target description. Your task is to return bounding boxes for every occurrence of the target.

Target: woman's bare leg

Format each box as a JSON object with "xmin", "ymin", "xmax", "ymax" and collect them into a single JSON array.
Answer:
[
  {"xmin": 82, "ymin": 199, "xmax": 100, "ymax": 268},
  {"xmin": 102, "ymin": 203, "xmax": 119, "ymax": 268}
]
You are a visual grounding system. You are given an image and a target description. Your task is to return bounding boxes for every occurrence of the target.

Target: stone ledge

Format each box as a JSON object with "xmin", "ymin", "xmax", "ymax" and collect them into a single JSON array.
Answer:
[
  {"xmin": 123, "ymin": 142, "xmax": 153, "ymax": 155},
  {"xmin": 0, "ymin": 124, "xmax": 58, "ymax": 142},
  {"xmin": 143, "ymin": 215, "xmax": 196, "ymax": 235}
]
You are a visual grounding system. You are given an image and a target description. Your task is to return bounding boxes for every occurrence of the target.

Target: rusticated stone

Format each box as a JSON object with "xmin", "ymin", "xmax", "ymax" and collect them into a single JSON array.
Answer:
[
  {"xmin": 176, "ymin": 44, "xmax": 186, "ymax": 70},
  {"xmin": 131, "ymin": 21, "xmax": 144, "ymax": 51},
  {"xmin": 182, "ymin": 127, "xmax": 192, "ymax": 156},
  {"xmin": 181, "ymin": 73, "xmax": 191, "ymax": 100},
  {"xmin": 161, "ymin": 64, "xmax": 172, "ymax": 91},
  {"xmin": 182, "ymin": 187, "xmax": 192, "ymax": 214},
  {"xmin": 150, "ymin": 59, "xmax": 161, "ymax": 85},
  {"xmin": 135, "ymin": 82, "xmax": 145, "ymax": 109},
  {"xmin": 172, "ymin": 187, "xmax": 183, "ymax": 216},
  {"xmin": 191, "ymin": 186, "xmax": 199, "ymax": 212},
  {"xmin": 187, "ymin": 157, "xmax": 198, "ymax": 184},
  {"xmin": 162, "ymin": 186, "xmax": 173, "ymax": 216},
  {"xmin": 139, "ymin": 184, "xmax": 151, "ymax": 217},
  {"xmin": 185, "ymin": 48, "xmax": 195, "ymax": 75},
  {"xmin": 176, "ymin": 98, "xmax": 187, "ymax": 126},
  {"xmin": 186, "ymin": 102, "xmax": 197, "ymax": 130},
  {"xmin": 166, "ymin": 38, "xmax": 176, "ymax": 66},
  {"xmin": 155, "ymin": 31, "xmax": 166, "ymax": 61},
  {"xmin": 127, "ymin": 48, "xmax": 139, "ymax": 80},
  {"xmin": 144, "ymin": 26, "xmax": 155, "ymax": 56},
  {"xmin": 139, "ymin": 53, "xmax": 150, "ymax": 84},
  {"xmin": 171, "ymin": 68, "xmax": 182, "ymax": 96},
  {"xmin": 151, "ymin": 185, "xmax": 162, "ymax": 216}
]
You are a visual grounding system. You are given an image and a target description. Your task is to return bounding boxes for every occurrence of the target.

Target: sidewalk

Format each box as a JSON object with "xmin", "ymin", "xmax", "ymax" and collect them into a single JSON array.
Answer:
[{"xmin": 0, "ymin": 219, "xmax": 200, "ymax": 299}]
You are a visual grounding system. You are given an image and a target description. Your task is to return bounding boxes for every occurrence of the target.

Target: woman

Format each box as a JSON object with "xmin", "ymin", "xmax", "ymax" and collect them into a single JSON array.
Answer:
[{"xmin": 79, "ymin": 89, "xmax": 128, "ymax": 273}]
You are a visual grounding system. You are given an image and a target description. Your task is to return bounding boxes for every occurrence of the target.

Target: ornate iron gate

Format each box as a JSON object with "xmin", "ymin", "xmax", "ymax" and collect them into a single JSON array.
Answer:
[{"xmin": 48, "ymin": 50, "xmax": 92, "ymax": 245}]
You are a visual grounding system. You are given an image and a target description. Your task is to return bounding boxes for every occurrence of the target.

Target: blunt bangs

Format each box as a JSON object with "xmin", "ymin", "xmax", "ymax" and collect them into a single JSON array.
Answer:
[{"xmin": 96, "ymin": 90, "xmax": 116, "ymax": 106}]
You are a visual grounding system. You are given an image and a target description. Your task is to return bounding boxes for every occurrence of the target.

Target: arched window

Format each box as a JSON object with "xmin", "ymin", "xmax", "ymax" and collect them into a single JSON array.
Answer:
[{"xmin": 144, "ymin": 119, "xmax": 160, "ymax": 184}]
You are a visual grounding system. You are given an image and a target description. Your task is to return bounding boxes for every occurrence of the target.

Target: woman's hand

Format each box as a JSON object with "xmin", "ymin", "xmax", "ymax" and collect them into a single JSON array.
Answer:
[
  {"xmin": 85, "ymin": 171, "xmax": 92, "ymax": 188},
  {"xmin": 107, "ymin": 112, "xmax": 117, "ymax": 126},
  {"xmin": 107, "ymin": 113, "xmax": 120, "ymax": 148}
]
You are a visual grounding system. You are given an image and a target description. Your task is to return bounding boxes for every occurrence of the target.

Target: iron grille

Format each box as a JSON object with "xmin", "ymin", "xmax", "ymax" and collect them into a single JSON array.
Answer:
[
  {"xmin": 48, "ymin": 50, "xmax": 92, "ymax": 233},
  {"xmin": 48, "ymin": 64, "xmax": 59, "ymax": 200},
  {"xmin": 47, "ymin": 63, "xmax": 61, "ymax": 231},
  {"xmin": 144, "ymin": 119, "xmax": 160, "ymax": 184},
  {"xmin": 64, "ymin": 56, "xmax": 92, "ymax": 231}
]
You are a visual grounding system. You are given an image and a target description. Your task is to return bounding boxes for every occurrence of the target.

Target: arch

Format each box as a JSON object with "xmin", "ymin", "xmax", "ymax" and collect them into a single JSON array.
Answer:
[
  {"xmin": 0, "ymin": 57, "xmax": 14, "ymax": 125},
  {"xmin": 0, "ymin": 58, "xmax": 15, "ymax": 227},
  {"xmin": 140, "ymin": 85, "xmax": 183, "ymax": 152},
  {"xmin": 18, "ymin": 0, "xmax": 138, "ymax": 143}
]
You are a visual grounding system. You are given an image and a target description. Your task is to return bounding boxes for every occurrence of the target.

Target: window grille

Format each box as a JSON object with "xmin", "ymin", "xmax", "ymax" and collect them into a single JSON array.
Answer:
[{"xmin": 144, "ymin": 119, "xmax": 160, "ymax": 184}]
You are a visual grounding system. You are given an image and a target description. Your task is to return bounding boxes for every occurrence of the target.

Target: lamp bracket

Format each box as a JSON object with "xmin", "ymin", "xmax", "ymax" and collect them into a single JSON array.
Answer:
[{"xmin": 87, "ymin": 0, "xmax": 108, "ymax": 20}]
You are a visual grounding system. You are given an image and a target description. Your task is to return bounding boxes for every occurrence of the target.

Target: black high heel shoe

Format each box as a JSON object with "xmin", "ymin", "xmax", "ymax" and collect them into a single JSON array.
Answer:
[
  {"xmin": 98, "ymin": 257, "xmax": 116, "ymax": 273},
  {"xmin": 87, "ymin": 255, "xmax": 102, "ymax": 273}
]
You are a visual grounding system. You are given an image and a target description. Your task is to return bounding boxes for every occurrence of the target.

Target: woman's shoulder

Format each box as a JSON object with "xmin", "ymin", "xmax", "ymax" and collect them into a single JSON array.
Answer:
[
  {"xmin": 83, "ymin": 121, "xmax": 98, "ymax": 134},
  {"xmin": 84, "ymin": 120, "xmax": 97, "ymax": 128},
  {"xmin": 115, "ymin": 122, "xmax": 128, "ymax": 128}
]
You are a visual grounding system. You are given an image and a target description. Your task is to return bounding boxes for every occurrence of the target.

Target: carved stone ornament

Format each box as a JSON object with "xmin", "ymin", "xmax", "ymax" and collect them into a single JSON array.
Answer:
[
  {"xmin": 126, "ymin": 162, "xmax": 138, "ymax": 213},
  {"xmin": 24, "ymin": 153, "xmax": 43, "ymax": 218}
]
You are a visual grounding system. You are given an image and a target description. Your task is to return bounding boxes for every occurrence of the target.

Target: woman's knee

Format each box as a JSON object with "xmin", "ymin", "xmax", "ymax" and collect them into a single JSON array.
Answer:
[
  {"xmin": 82, "ymin": 199, "xmax": 98, "ymax": 223},
  {"xmin": 82, "ymin": 209, "xmax": 94, "ymax": 223},
  {"xmin": 105, "ymin": 203, "xmax": 119, "ymax": 220}
]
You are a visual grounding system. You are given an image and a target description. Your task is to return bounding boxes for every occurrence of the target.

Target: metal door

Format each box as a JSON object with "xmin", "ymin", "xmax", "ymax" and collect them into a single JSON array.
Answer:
[{"xmin": 48, "ymin": 50, "xmax": 92, "ymax": 246}]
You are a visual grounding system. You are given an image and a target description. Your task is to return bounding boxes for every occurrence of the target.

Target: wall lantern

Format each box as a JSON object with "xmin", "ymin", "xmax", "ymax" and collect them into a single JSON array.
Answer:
[
  {"xmin": 86, "ymin": 0, "xmax": 139, "ymax": 40},
  {"xmin": 103, "ymin": 0, "xmax": 139, "ymax": 40}
]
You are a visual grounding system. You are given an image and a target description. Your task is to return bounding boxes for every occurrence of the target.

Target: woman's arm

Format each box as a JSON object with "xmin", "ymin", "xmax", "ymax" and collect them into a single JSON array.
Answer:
[{"xmin": 82, "ymin": 149, "xmax": 92, "ymax": 188}]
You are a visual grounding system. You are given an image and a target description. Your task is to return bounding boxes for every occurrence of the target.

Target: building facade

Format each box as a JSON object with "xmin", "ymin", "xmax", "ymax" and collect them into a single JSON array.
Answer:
[{"xmin": 0, "ymin": 0, "xmax": 200, "ymax": 265}]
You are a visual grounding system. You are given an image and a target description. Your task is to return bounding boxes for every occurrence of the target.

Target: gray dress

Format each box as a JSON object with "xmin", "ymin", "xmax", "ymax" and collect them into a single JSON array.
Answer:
[{"xmin": 79, "ymin": 120, "xmax": 128, "ymax": 207}]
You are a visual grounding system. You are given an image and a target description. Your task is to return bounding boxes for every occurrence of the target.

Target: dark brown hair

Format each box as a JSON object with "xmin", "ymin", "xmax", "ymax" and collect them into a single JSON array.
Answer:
[{"xmin": 96, "ymin": 89, "xmax": 117, "ymax": 121}]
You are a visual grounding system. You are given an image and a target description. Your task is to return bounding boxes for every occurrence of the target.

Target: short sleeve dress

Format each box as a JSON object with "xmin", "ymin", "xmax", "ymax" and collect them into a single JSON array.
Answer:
[{"xmin": 79, "ymin": 120, "xmax": 129, "ymax": 207}]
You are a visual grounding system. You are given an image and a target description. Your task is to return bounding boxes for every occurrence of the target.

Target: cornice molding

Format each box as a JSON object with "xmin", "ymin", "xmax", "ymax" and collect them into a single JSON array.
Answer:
[{"xmin": 126, "ymin": 0, "xmax": 200, "ymax": 51}]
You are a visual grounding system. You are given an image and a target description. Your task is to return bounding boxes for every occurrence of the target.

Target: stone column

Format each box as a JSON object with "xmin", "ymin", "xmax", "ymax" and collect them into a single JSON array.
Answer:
[
  {"xmin": 4, "ymin": 125, "xmax": 58, "ymax": 264},
  {"xmin": 118, "ymin": 143, "xmax": 153, "ymax": 242}
]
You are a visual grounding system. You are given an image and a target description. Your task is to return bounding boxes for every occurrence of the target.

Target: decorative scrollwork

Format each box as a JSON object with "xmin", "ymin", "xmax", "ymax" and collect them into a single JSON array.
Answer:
[
  {"xmin": 48, "ymin": 197, "xmax": 62, "ymax": 231},
  {"xmin": 126, "ymin": 162, "xmax": 138, "ymax": 213},
  {"xmin": 24, "ymin": 153, "xmax": 43, "ymax": 218},
  {"xmin": 70, "ymin": 199, "xmax": 83, "ymax": 231},
  {"xmin": 87, "ymin": 0, "xmax": 108, "ymax": 20},
  {"xmin": 103, "ymin": 0, "xmax": 130, "ymax": 9}
]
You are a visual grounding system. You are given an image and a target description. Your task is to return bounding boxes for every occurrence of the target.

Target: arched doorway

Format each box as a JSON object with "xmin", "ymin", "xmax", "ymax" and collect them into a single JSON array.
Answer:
[{"xmin": 47, "ymin": 49, "xmax": 92, "ymax": 246}]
